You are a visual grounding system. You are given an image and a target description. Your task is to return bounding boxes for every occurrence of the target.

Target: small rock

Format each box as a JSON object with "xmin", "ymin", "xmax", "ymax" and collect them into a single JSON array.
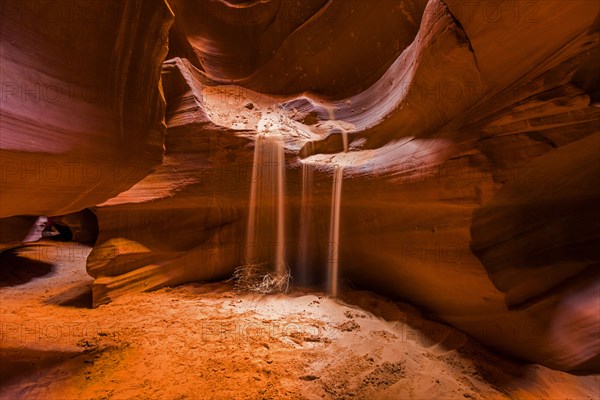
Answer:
[
  {"xmin": 299, "ymin": 375, "xmax": 319, "ymax": 381},
  {"xmin": 244, "ymin": 102, "xmax": 254, "ymax": 110},
  {"xmin": 336, "ymin": 320, "xmax": 360, "ymax": 332}
]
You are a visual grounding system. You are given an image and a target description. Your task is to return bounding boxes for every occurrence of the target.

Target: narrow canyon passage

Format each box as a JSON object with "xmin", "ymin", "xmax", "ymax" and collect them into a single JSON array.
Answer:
[{"xmin": 1, "ymin": 0, "xmax": 599, "ymax": 399}]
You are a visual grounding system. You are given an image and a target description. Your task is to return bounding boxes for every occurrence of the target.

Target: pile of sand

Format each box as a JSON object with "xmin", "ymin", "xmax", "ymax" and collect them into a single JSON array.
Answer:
[{"xmin": 0, "ymin": 242, "xmax": 598, "ymax": 399}]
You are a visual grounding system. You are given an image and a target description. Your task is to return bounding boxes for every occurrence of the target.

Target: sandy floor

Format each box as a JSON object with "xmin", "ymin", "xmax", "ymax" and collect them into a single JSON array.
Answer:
[{"xmin": 0, "ymin": 241, "xmax": 598, "ymax": 400}]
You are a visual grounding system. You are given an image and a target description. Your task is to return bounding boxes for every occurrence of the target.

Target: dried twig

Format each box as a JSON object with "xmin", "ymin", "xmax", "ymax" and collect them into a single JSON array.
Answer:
[{"xmin": 232, "ymin": 263, "xmax": 291, "ymax": 294}]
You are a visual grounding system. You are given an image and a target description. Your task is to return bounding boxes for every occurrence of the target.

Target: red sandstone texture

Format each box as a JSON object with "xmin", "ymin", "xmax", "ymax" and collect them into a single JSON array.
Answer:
[
  {"xmin": 1, "ymin": 0, "xmax": 599, "ymax": 378},
  {"xmin": 1, "ymin": 242, "xmax": 599, "ymax": 399}
]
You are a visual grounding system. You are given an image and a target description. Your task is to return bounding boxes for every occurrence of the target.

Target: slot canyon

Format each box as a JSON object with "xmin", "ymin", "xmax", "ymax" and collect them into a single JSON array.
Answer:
[{"xmin": 0, "ymin": 0, "xmax": 599, "ymax": 399}]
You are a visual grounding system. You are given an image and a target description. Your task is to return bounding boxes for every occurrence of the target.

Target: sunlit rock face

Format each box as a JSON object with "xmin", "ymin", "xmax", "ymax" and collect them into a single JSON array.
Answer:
[
  {"xmin": 0, "ymin": 0, "xmax": 173, "ymax": 218},
  {"xmin": 1, "ymin": 0, "xmax": 599, "ymax": 372}
]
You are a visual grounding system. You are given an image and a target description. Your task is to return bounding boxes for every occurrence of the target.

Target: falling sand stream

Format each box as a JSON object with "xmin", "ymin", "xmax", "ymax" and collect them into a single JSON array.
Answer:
[
  {"xmin": 245, "ymin": 134, "xmax": 286, "ymax": 275},
  {"xmin": 297, "ymin": 162, "xmax": 314, "ymax": 285},
  {"xmin": 297, "ymin": 163, "xmax": 344, "ymax": 295},
  {"xmin": 327, "ymin": 165, "xmax": 343, "ymax": 297},
  {"xmin": 246, "ymin": 129, "xmax": 344, "ymax": 295},
  {"xmin": 328, "ymin": 107, "xmax": 349, "ymax": 153}
]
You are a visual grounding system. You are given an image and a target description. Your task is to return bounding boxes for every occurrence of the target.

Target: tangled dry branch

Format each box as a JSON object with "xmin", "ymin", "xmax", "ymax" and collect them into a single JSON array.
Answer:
[{"xmin": 232, "ymin": 263, "xmax": 291, "ymax": 294}]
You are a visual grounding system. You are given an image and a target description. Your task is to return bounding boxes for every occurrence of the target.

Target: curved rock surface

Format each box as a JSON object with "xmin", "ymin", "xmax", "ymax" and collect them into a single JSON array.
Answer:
[
  {"xmin": 0, "ymin": 0, "xmax": 173, "ymax": 217},
  {"xmin": 167, "ymin": 0, "xmax": 429, "ymax": 97},
  {"xmin": 87, "ymin": 58, "xmax": 250, "ymax": 305},
  {"xmin": 1, "ymin": 0, "xmax": 599, "ymax": 373}
]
